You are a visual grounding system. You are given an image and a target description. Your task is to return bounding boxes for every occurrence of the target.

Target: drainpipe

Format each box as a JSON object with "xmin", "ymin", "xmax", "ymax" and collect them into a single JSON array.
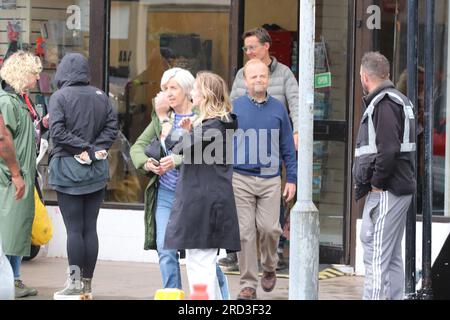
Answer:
[
  {"xmin": 289, "ymin": 0, "xmax": 319, "ymax": 300},
  {"xmin": 405, "ymin": 0, "xmax": 418, "ymax": 299},
  {"xmin": 418, "ymin": 0, "xmax": 434, "ymax": 300}
]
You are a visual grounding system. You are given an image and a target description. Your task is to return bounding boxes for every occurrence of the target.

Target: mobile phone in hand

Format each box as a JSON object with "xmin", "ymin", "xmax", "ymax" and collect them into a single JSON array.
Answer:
[{"xmin": 149, "ymin": 158, "xmax": 160, "ymax": 166}]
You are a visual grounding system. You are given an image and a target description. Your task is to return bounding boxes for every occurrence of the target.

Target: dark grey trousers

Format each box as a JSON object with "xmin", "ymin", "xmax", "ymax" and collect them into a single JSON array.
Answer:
[{"xmin": 360, "ymin": 191, "xmax": 412, "ymax": 300}]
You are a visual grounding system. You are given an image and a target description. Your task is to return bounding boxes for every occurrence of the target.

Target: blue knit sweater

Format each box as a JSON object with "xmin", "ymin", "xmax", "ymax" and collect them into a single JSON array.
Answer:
[{"xmin": 232, "ymin": 95, "xmax": 297, "ymax": 183}]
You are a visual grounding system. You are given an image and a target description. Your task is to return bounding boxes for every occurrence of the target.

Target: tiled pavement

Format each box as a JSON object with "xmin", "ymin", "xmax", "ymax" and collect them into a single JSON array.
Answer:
[{"xmin": 17, "ymin": 257, "xmax": 364, "ymax": 300}]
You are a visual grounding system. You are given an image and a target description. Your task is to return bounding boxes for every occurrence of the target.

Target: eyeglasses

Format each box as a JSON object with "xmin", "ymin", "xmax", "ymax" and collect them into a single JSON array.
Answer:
[{"xmin": 242, "ymin": 44, "xmax": 262, "ymax": 53}]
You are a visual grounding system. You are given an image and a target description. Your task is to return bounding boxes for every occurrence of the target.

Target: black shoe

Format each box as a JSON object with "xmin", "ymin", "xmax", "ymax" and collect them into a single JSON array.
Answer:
[
  {"xmin": 276, "ymin": 252, "xmax": 288, "ymax": 271},
  {"xmin": 218, "ymin": 252, "xmax": 238, "ymax": 267}
]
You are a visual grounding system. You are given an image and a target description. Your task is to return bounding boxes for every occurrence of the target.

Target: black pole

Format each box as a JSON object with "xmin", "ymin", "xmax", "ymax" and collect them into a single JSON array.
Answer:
[
  {"xmin": 405, "ymin": 0, "xmax": 418, "ymax": 299},
  {"xmin": 419, "ymin": 0, "xmax": 434, "ymax": 300}
]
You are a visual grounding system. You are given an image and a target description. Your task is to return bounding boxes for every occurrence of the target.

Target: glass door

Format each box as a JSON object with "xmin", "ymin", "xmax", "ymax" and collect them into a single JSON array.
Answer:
[
  {"xmin": 313, "ymin": 0, "xmax": 351, "ymax": 263},
  {"xmin": 241, "ymin": 0, "xmax": 352, "ymax": 263}
]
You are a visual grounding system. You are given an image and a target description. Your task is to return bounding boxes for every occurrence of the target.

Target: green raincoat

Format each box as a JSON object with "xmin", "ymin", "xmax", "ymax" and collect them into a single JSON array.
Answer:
[
  {"xmin": 0, "ymin": 89, "xmax": 36, "ymax": 256},
  {"xmin": 130, "ymin": 110, "xmax": 191, "ymax": 250}
]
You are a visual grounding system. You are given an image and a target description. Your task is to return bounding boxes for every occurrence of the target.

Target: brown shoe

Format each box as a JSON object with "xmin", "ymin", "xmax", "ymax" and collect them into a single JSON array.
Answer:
[
  {"xmin": 237, "ymin": 287, "xmax": 257, "ymax": 300},
  {"xmin": 261, "ymin": 271, "xmax": 276, "ymax": 292}
]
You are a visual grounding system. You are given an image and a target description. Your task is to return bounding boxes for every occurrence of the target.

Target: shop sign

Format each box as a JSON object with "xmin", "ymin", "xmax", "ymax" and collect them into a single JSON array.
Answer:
[{"xmin": 315, "ymin": 72, "xmax": 331, "ymax": 89}]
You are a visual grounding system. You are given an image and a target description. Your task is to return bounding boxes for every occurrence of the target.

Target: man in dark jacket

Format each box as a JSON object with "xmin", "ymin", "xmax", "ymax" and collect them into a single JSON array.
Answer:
[{"xmin": 353, "ymin": 52, "xmax": 416, "ymax": 300}]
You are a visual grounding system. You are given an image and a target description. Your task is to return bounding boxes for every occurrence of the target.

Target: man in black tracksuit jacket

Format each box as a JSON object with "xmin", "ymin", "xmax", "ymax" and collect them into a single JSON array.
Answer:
[{"xmin": 353, "ymin": 52, "xmax": 416, "ymax": 300}]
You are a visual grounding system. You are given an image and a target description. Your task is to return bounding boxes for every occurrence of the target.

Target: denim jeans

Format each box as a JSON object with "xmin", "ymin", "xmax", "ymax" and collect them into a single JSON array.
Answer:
[
  {"xmin": 216, "ymin": 264, "xmax": 230, "ymax": 300},
  {"xmin": 156, "ymin": 185, "xmax": 182, "ymax": 289},
  {"xmin": 6, "ymin": 255, "xmax": 22, "ymax": 279}
]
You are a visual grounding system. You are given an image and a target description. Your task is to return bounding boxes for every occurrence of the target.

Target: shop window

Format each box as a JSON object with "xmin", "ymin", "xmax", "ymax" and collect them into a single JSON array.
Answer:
[
  {"xmin": 0, "ymin": 0, "xmax": 90, "ymax": 202},
  {"xmin": 384, "ymin": 1, "xmax": 449, "ymax": 216},
  {"xmin": 108, "ymin": 0, "xmax": 231, "ymax": 204}
]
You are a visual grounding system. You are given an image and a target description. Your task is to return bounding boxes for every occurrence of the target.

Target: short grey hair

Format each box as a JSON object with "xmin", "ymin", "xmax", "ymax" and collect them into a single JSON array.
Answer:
[
  {"xmin": 160, "ymin": 67, "xmax": 195, "ymax": 99},
  {"xmin": 361, "ymin": 51, "xmax": 390, "ymax": 80}
]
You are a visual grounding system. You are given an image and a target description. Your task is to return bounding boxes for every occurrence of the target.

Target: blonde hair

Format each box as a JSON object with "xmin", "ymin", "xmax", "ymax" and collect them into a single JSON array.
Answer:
[
  {"xmin": 0, "ymin": 51, "xmax": 42, "ymax": 94},
  {"xmin": 194, "ymin": 71, "xmax": 232, "ymax": 126}
]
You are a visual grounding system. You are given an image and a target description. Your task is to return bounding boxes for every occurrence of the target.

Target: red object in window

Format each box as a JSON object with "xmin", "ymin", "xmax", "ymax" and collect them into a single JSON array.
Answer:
[
  {"xmin": 433, "ymin": 129, "xmax": 446, "ymax": 157},
  {"xmin": 35, "ymin": 37, "xmax": 45, "ymax": 57},
  {"xmin": 381, "ymin": 0, "xmax": 406, "ymax": 13},
  {"xmin": 7, "ymin": 22, "xmax": 20, "ymax": 42},
  {"xmin": 268, "ymin": 30, "xmax": 293, "ymax": 67}
]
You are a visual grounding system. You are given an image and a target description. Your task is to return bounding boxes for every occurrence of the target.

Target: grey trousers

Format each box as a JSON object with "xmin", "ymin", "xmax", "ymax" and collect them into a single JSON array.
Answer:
[{"xmin": 360, "ymin": 191, "xmax": 413, "ymax": 300}]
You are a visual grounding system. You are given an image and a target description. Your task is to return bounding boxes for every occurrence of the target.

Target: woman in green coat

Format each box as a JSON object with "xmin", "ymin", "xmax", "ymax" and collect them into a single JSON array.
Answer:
[
  {"xmin": 131, "ymin": 68, "xmax": 231, "ymax": 299},
  {"xmin": 130, "ymin": 68, "xmax": 193, "ymax": 289},
  {"xmin": 0, "ymin": 51, "xmax": 42, "ymax": 298}
]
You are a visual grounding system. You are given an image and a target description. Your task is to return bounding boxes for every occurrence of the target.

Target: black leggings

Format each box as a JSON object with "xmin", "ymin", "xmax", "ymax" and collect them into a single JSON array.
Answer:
[{"xmin": 57, "ymin": 189, "xmax": 105, "ymax": 279}]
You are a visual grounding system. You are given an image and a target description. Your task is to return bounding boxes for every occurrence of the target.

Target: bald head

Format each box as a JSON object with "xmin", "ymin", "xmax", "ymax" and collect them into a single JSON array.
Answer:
[
  {"xmin": 243, "ymin": 59, "xmax": 269, "ymax": 79},
  {"xmin": 243, "ymin": 59, "xmax": 269, "ymax": 101}
]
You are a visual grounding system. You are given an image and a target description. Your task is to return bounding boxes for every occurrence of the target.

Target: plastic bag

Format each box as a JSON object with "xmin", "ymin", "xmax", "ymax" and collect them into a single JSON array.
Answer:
[
  {"xmin": 0, "ymin": 237, "xmax": 14, "ymax": 300},
  {"xmin": 31, "ymin": 188, "xmax": 53, "ymax": 246}
]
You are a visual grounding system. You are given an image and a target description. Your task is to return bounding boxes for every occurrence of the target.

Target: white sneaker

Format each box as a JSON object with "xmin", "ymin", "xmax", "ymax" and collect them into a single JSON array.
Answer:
[{"xmin": 53, "ymin": 278, "xmax": 84, "ymax": 300}]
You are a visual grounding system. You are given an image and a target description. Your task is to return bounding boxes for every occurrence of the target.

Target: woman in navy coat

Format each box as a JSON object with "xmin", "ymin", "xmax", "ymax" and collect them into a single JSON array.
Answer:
[{"xmin": 164, "ymin": 72, "xmax": 240, "ymax": 300}]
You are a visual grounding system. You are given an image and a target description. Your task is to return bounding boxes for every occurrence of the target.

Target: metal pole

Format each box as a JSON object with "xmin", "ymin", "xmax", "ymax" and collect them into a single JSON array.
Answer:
[
  {"xmin": 289, "ymin": 0, "xmax": 319, "ymax": 300},
  {"xmin": 405, "ymin": 0, "xmax": 418, "ymax": 299},
  {"xmin": 418, "ymin": 0, "xmax": 434, "ymax": 300}
]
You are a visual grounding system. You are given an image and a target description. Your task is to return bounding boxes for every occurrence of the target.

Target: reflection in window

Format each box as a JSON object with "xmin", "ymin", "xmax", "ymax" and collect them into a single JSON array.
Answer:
[
  {"xmin": 108, "ymin": 0, "xmax": 231, "ymax": 204},
  {"xmin": 0, "ymin": 0, "xmax": 90, "ymax": 202},
  {"xmin": 389, "ymin": 1, "xmax": 448, "ymax": 216}
]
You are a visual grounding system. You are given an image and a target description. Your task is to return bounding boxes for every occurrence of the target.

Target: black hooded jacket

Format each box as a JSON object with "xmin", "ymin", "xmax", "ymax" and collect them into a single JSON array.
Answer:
[
  {"xmin": 49, "ymin": 53, "xmax": 118, "ymax": 159},
  {"xmin": 164, "ymin": 115, "xmax": 241, "ymax": 252}
]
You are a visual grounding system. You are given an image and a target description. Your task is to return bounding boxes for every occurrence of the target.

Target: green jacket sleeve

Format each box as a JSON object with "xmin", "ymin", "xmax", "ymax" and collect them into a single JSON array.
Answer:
[{"xmin": 0, "ymin": 95, "xmax": 19, "ymax": 134}]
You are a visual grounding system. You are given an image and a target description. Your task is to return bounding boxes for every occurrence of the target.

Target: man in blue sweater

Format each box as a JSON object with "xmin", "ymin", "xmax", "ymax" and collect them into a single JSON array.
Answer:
[{"xmin": 233, "ymin": 59, "xmax": 297, "ymax": 300}]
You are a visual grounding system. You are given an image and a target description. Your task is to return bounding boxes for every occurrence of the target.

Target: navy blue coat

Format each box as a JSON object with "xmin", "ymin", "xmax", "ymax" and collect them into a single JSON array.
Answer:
[
  {"xmin": 164, "ymin": 115, "xmax": 241, "ymax": 252},
  {"xmin": 49, "ymin": 53, "xmax": 117, "ymax": 159}
]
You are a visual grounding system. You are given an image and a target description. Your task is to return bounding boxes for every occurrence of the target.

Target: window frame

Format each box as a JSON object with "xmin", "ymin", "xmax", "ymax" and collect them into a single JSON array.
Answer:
[{"xmin": 95, "ymin": 0, "xmax": 240, "ymax": 209}]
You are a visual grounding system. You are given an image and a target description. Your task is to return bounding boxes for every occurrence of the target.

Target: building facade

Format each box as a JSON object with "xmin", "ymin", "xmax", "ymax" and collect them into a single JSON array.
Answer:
[{"xmin": 1, "ymin": 0, "xmax": 449, "ymax": 269}]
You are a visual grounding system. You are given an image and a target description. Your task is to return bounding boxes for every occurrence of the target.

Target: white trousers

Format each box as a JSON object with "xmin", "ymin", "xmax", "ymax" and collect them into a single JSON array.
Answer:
[{"xmin": 185, "ymin": 249, "xmax": 221, "ymax": 300}]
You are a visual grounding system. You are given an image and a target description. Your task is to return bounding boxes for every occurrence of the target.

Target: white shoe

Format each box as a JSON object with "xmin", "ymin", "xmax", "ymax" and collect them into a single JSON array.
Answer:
[{"xmin": 53, "ymin": 278, "xmax": 84, "ymax": 300}]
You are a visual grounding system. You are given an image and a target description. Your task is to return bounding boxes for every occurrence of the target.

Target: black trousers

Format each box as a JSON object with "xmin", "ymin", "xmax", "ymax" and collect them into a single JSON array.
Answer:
[{"xmin": 57, "ymin": 189, "xmax": 105, "ymax": 279}]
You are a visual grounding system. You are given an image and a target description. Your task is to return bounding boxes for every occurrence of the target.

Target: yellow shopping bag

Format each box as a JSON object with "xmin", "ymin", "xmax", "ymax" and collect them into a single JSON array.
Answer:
[{"xmin": 31, "ymin": 188, "xmax": 53, "ymax": 246}]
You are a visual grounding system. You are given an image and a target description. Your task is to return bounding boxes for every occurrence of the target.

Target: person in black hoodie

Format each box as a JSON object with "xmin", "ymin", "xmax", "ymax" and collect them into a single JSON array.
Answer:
[
  {"xmin": 353, "ymin": 52, "xmax": 416, "ymax": 300},
  {"xmin": 164, "ymin": 71, "xmax": 240, "ymax": 300},
  {"xmin": 48, "ymin": 53, "xmax": 118, "ymax": 300}
]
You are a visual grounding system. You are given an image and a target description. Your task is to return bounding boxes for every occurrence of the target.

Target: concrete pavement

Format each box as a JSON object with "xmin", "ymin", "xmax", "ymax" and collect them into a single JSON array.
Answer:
[{"xmin": 18, "ymin": 256, "xmax": 364, "ymax": 300}]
